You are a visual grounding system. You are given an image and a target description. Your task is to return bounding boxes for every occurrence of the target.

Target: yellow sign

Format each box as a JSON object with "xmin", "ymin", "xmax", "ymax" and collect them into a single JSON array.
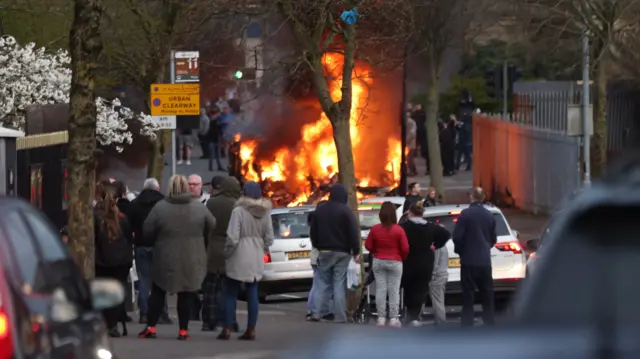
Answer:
[
  {"xmin": 150, "ymin": 83, "xmax": 200, "ymax": 94},
  {"xmin": 150, "ymin": 94, "xmax": 200, "ymax": 116}
]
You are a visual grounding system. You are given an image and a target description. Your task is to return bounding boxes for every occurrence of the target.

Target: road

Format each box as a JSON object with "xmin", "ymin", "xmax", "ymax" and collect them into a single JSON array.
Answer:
[{"xmin": 113, "ymin": 292, "xmax": 502, "ymax": 359}]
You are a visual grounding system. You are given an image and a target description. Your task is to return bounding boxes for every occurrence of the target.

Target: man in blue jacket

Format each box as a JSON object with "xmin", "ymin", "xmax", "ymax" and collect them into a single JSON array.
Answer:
[{"xmin": 452, "ymin": 187, "xmax": 497, "ymax": 326}]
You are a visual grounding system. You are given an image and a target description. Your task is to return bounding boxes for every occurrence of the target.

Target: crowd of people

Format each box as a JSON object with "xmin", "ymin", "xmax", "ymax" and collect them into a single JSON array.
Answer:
[
  {"xmin": 405, "ymin": 91, "xmax": 475, "ymax": 177},
  {"xmin": 78, "ymin": 173, "xmax": 273, "ymax": 341}
]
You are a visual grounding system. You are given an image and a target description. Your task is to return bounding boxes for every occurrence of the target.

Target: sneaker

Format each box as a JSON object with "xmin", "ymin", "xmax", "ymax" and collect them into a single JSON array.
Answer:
[
  {"xmin": 389, "ymin": 318, "xmax": 402, "ymax": 328},
  {"xmin": 186, "ymin": 160, "xmax": 191, "ymax": 165},
  {"xmin": 305, "ymin": 313, "xmax": 312, "ymax": 321},
  {"xmin": 138, "ymin": 326, "xmax": 157, "ymax": 339},
  {"xmin": 376, "ymin": 317, "xmax": 386, "ymax": 327},
  {"xmin": 321, "ymin": 313, "xmax": 335, "ymax": 322},
  {"xmin": 410, "ymin": 320, "xmax": 422, "ymax": 327},
  {"xmin": 177, "ymin": 160, "xmax": 183, "ymax": 165},
  {"xmin": 177, "ymin": 329, "xmax": 190, "ymax": 340}
]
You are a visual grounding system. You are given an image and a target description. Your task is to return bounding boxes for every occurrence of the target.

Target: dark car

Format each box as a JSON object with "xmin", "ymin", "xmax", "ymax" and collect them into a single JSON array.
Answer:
[{"xmin": 0, "ymin": 197, "xmax": 124, "ymax": 359}]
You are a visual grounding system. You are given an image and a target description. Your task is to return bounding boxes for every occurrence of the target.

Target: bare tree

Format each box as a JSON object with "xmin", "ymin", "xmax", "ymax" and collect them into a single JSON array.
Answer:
[{"xmin": 67, "ymin": 0, "xmax": 102, "ymax": 278}]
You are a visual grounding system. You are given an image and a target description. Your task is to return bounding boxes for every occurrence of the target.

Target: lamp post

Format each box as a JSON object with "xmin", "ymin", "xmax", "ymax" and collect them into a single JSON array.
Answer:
[
  {"xmin": 399, "ymin": 46, "xmax": 408, "ymax": 195},
  {"xmin": 581, "ymin": 28, "xmax": 591, "ymax": 186}
]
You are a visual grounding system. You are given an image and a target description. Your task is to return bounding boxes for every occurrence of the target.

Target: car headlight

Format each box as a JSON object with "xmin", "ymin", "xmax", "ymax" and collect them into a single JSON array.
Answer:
[{"xmin": 96, "ymin": 348, "xmax": 113, "ymax": 359}]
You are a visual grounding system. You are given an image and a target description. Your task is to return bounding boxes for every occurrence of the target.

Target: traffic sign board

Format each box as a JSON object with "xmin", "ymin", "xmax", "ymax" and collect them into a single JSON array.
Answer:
[
  {"xmin": 174, "ymin": 51, "xmax": 199, "ymax": 83},
  {"xmin": 150, "ymin": 116, "xmax": 176, "ymax": 130},
  {"xmin": 151, "ymin": 83, "xmax": 200, "ymax": 94},
  {"xmin": 150, "ymin": 94, "xmax": 200, "ymax": 116}
]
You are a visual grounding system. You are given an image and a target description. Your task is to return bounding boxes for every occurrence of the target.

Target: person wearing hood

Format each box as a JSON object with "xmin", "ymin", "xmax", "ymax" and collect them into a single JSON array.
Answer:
[
  {"xmin": 203, "ymin": 176, "xmax": 241, "ymax": 332},
  {"xmin": 217, "ymin": 181, "xmax": 274, "ymax": 341},
  {"xmin": 403, "ymin": 182, "xmax": 424, "ymax": 214},
  {"xmin": 400, "ymin": 203, "xmax": 450, "ymax": 327},
  {"xmin": 138, "ymin": 175, "xmax": 216, "ymax": 340},
  {"xmin": 128, "ymin": 178, "xmax": 172, "ymax": 324},
  {"xmin": 309, "ymin": 184, "xmax": 360, "ymax": 323}
]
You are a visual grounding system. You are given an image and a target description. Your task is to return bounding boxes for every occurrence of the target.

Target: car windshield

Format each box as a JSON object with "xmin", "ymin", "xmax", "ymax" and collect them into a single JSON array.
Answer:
[
  {"xmin": 424, "ymin": 213, "xmax": 511, "ymax": 236},
  {"xmin": 271, "ymin": 211, "xmax": 312, "ymax": 238},
  {"xmin": 359, "ymin": 210, "xmax": 380, "ymax": 230}
]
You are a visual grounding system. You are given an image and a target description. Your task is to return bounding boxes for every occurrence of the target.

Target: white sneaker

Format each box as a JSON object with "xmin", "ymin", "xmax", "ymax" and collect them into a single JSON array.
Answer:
[
  {"xmin": 410, "ymin": 320, "xmax": 422, "ymax": 327},
  {"xmin": 177, "ymin": 160, "xmax": 183, "ymax": 165},
  {"xmin": 376, "ymin": 317, "xmax": 386, "ymax": 327},
  {"xmin": 389, "ymin": 318, "xmax": 402, "ymax": 328},
  {"xmin": 186, "ymin": 160, "xmax": 191, "ymax": 165}
]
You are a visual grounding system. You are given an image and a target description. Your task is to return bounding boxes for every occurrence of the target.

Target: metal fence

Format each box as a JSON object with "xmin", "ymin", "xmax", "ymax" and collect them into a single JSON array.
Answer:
[{"xmin": 473, "ymin": 114, "xmax": 581, "ymax": 214}]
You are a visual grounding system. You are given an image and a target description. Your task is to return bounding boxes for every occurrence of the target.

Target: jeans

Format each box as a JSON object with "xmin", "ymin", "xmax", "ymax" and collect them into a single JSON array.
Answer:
[
  {"xmin": 372, "ymin": 259, "xmax": 403, "ymax": 319},
  {"xmin": 208, "ymin": 142, "xmax": 223, "ymax": 171},
  {"xmin": 135, "ymin": 248, "xmax": 168, "ymax": 316},
  {"xmin": 223, "ymin": 277, "xmax": 258, "ymax": 328},
  {"xmin": 314, "ymin": 251, "xmax": 351, "ymax": 322},
  {"xmin": 308, "ymin": 265, "xmax": 330, "ymax": 316}
]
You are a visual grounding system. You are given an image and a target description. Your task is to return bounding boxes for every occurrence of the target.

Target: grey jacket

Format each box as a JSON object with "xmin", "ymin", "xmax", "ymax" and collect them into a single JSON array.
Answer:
[
  {"xmin": 143, "ymin": 192, "xmax": 216, "ymax": 293},
  {"xmin": 433, "ymin": 246, "xmax": 449, "ymax": 278},
  {"xmin": 224, "ymin": 197, "xmax": 274, "ymax": 282}
]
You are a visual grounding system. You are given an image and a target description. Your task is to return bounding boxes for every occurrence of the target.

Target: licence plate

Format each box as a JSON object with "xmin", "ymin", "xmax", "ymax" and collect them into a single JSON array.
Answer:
[
  {"xmin": 287, "ymin": 251, "xmax": 311, "ymax": 260},
  {"xmin": 448, "ymin": 258, "xmax": 461, "ymax": 268}
]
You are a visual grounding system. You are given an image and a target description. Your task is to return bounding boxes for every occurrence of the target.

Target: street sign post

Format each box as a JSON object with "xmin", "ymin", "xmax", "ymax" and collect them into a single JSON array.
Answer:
[
  {"xmin": 150, "ymin": 84, "xmax": 200, "ymax": 116},
  {"xmin": 150, "ymin": 115, "xmax": 176, "ymax": 130},
  {"xmin": 174, "ymin": 51, "xmax": 200, "ymax": 83}
]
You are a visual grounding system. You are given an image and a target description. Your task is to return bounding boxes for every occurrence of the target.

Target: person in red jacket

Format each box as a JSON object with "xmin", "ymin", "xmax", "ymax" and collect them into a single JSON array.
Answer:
[{"xmin": 365, "ymin": 201, "xmax": 409, "ymax": 327}]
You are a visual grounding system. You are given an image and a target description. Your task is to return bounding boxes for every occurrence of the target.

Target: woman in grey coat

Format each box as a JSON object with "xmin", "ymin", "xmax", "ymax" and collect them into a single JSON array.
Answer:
[
  {"xmin": 138, "ymin": 175, "xmax": 216, "ymax": 340},
  {"xmin": 218, "ymin": 181, "xmax": 274, "ymax": 341}
]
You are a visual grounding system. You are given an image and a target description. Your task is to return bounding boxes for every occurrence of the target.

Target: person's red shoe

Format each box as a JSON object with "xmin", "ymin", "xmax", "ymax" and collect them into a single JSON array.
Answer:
[
  {"xmin": 138, "ymin": 326, "xmax": 156, "ymax": 338},
  {"xmin": 177, "ymin": 329, "xmax": 190, "ymax": 341}
]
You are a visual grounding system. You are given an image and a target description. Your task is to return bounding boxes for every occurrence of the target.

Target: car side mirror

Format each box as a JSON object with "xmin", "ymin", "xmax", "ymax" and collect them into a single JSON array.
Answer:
[
  {"xmin": 512, "ymin": 230, "xmax": 520, "ymax": 239},
  {"xmin": 91, "ymin": 278, "xmax": 125, "ymax": 310},
  {"xmin": 526, "ymin": 238, "xmax": 540, "ymax": 252}
]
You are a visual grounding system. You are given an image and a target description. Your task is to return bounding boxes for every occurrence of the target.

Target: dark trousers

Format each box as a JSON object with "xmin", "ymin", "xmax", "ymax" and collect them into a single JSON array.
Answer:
[
  {"xmin": 401, "ymin": 270, "xmax": 432, "ymax": 322},
  {"xmin": 148, "ymin": 283, "xmax": 196, "ymax": 330},
  {"xmin": 96, "ymin": 265, "xmax": 130, "ymax": 329},
  {"xmin": 460, "ymin": 265, "xmax": 494, "ymax": 326},
  {"xmin": 208, "ymin": 142, "xmax": 223, "ymax": 171},
  {"xmin": 441, "ymin": 147, "xmax": 456, "ymax": 174},
  {"xmin": 407, "ymin": 149, "xmax": 417, "ymax": 175},
  {"xmin": 199, "ymin": 135, "xmax": 210, "ymax": 158},
  {"xmin": 456, "ymin": 143, "xmax": 472, "ymax": 170},
  {"xmin": 202, "ymin": 273, "xmax": 224, "ymax": 326}
]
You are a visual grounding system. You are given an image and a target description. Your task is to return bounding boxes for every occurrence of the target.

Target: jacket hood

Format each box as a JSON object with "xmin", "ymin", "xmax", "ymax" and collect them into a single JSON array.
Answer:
[
  {"xmin": 215, "ymin": 177, "xmax": 241, "ymax": 198},
  {"xmin": 236, "ymin": 197, "xmax": 272, "ymax": 218},
  {"xmin": 136, "ymin": 188, "xmax": 165, "ymax": 205},
  {"xmin": 329, "ymin": 184, "xmax": 348, "ymax": 204},
  {"xmin": 166, "ymin": 192, "xmax": 193, "ymax": 204}
]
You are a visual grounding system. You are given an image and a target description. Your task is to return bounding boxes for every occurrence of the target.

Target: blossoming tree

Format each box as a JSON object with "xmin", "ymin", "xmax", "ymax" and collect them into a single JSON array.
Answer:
[{"xmin": 0, "ymin": 35, "xmax": 157, "ymax": 151}]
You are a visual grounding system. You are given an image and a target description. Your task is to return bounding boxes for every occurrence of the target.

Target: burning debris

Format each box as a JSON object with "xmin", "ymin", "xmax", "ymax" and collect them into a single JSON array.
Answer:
[{"xmin": 229, "ymin": 53, "xmax": 403, "ymax": 207}]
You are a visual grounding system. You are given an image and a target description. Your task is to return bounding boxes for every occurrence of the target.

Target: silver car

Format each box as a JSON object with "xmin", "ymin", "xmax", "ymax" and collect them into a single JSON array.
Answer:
[{"xmin": 260, "ymin": 206, "xmax": 315, "ymax": 300}]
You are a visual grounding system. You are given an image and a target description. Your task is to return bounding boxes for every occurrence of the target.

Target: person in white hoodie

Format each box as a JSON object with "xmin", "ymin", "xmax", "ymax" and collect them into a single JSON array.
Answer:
[{"xmin": 430, "ymin": 245, "xmax": 449, "ymax": 325}]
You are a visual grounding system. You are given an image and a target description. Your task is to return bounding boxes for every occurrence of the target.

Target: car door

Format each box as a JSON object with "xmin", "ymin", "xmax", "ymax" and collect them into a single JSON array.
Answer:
[{"xmin": 20, "ymin": 209, "xmax": 107, "ymax": 359}]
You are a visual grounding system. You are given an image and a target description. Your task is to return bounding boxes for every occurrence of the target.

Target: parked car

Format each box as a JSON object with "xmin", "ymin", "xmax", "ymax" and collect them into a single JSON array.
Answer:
[{"xmin": 0, "ymin": 197, "xmax": 124, "ymax": 359}]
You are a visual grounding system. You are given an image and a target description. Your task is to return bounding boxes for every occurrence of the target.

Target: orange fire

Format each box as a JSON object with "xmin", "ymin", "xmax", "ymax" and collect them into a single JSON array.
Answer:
[{"xmin": 238, "ymin": 53, "xmax": 402, "ymax": 206}]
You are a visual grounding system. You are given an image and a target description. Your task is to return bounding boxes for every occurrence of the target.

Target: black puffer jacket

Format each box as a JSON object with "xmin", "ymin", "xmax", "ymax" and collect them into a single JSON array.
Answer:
[{"xmin": 127, "ymin": 189, "xmax": 165, "ymax": 247}]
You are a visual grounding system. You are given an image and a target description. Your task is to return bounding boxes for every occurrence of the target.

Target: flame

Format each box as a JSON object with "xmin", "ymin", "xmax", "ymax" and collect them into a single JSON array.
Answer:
[{"xmin": 238, "ymin": 53, "xmax": 402, "ymax": 206}]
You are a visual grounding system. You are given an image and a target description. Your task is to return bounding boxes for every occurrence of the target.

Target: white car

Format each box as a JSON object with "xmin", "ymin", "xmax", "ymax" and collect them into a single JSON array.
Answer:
[
  {"xmin": 260, "ymin": 206, "xmax": 315, "ymax": 300},
  {"xmin": 360, "ymin": 196, "xmax": 406, "ymax": 220}
]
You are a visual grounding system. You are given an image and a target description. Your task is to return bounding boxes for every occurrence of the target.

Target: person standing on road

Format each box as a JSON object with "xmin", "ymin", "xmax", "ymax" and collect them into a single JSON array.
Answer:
[
  {"xmin": 198, "ymin": 101, "xmax": 212, "ymax": 159},
  {"xmin": 203, "ymin": 176, "xmax": 241, "ymax": 332},
  {"xmin": 128, "ymin": 178, "xmax": 172, "ymax": 324},
  {"xmin": 94, "ymin": 182, "xmax": 134, "ymax": 337},
  {"xmin": 365, "ymin": 202, "xmax": 409, "ymax": 327},
  {"xmin": 207, "ymin": 107, "xmax": 225, "ymax": 172},
  {"xmin": 138, "ymin": 175, "xmax": 216, "ymax": 340},
  {"xmin": 400, "ymin": 203, "xmax": 450, "ymax": 327},
  {"xmin": 453, "ymin": 187, "xmax": 497, "ymax": 326},
  {"xmin": 403, "ymin": 182, "xmax": 423, "ymax": 214},
  {"xmin": 309, "ymin": 184, "xmax": 360, "ymax": 323},
  {"xmin": 218, "ymin": 181, "xmax": 274, "ymax": 341},
  {"xmin": 406, "ymin": 112, "xmax": 418, "ymax": 176},
  {"xmin": 430, "ymin": 241, "xmax": 449, "ymax": 326},
  {"xmin": 306, "ymin": 200, "xmax": 332, "ymax": 321}
]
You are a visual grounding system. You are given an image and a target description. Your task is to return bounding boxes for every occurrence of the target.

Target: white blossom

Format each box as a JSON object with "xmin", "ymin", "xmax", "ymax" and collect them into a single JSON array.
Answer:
[{"xmin": 0, "ymin": 35, "xmax": 157, "ymax": 151}]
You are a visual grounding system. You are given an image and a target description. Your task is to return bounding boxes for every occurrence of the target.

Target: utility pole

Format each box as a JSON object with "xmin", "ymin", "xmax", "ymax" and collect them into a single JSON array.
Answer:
[
  {"xmin": 502, "ymin": 61, "xmax": 508, "ymax": 119},
  {"xmin": 581, "ymin": 29, "xmax": 591, "ymax": 186},
  {"xmin": 170, "ymin": 50, "xmax": 176, "ymax": 176},
  {"xmin": 399, "ymin": 45, "xmax": 408, "ymax": 195}
]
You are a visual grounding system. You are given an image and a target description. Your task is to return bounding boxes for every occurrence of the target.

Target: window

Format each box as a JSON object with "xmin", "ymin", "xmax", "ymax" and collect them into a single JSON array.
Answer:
[
  {"xmin": 359, "ymin": 210, "xmax": 380, "ymax": 230},
  {"xmin": 22, "ymin": 210, "xmax": 67, "ymax": 262},
  {"xmin": 1, "ymin": 211, "xmax": 45, "ymax": 292},
  {"xmin": 271, "ymin": 211, "xmax": 312, "ymax": 238},
  {"xmin": 425, "ymin": 213, "xmax": 511, "ymax": 236}
]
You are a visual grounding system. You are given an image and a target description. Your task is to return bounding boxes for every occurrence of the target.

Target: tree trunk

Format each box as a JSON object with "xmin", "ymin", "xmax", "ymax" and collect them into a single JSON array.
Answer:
[
  {"xmin": 67, "ymin": 0, "xmax": 103, "ymax": 279},
  {"xmin": 424, "ymin": 50, "xmax": 445, "ymax": 201},
  {"xmin": 591, "ymin": 62, "xmax": 608, "ymax": 178},
  {"xmin": 146, "ymin": 65, "xmax": 169, "ymax": 184}
]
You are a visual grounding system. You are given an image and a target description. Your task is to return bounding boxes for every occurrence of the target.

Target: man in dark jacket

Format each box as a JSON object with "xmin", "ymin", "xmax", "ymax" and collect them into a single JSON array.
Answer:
[
  {"xmin": 403, "ymin": 182, "xmax": 424, "ymax": 214},
  {"xmin": 203, "ymin": 176, "xmax": 241, "ymax": 332},
  {"xmin": 411, "ymin": 104, "xmax": 429, "ymax": 173},
  {"xmin": 127, "ymin": 178, "xmax": 171, "ymax": 324},
  {"xmin": 452, "ymin": 187, "xmax": 498, "ymax": 326},
  {"xmin": 309, "ymin": 184, "xmax": 360, "ymax": 323}
]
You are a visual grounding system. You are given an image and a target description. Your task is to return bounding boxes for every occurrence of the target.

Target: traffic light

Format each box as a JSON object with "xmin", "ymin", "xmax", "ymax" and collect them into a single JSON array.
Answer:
[
  {"xmin": 484, "ymin": 66, "xmax": 503, "ymax": 98},
  {"xmin": 234, "ymin": 70, "xmax": 243, "ymax": 79}
]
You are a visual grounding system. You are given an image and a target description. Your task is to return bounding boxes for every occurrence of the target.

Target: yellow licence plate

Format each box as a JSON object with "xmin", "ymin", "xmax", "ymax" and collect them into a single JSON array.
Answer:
[
  {"xmin": 448, "ymin": 258, "xmax": 461, "ymax": 268},
  {"xmin": 287, "ymin": 251, "xmax": 311, "ymax": 260}
]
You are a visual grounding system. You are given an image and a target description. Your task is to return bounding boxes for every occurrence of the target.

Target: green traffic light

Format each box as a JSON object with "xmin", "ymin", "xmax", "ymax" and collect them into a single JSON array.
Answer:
[{"xmin": 234, "ymin": 70, "xmax": 243, "ymax": 79}]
